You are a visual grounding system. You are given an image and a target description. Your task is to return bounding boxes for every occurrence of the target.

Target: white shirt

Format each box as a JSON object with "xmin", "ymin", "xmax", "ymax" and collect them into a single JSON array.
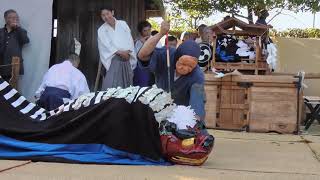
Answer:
[
  {"xmin": 97, "ymin": 19, "xmax": 137, "ymax": 71},
  {"xmin": 35, "ymin": 61, "xmax": 90, "ymax": 100},
  {"xmin": 174, "ymin": 71, "xmax": 181, "ymax": 81},
  {"xmin": 156, "ymin": 41, "xmax": 163, "ymax": 48},
  {"xmin": 134, "ymin": 38, "xmax": 144, "ymax": 54},
  {"xmin": 195, "ymin": 37, "xmax": 202, "ymax": 44}
]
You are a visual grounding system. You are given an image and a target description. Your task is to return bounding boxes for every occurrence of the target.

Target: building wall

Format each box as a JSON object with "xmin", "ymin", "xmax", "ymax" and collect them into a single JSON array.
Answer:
[{"xmin": 276, "ymin": 37, "xmax": 320, "ymax": 96}]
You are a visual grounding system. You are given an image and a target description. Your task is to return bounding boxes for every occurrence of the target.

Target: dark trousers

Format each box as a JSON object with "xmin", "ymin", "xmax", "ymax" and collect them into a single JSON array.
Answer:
[
  {"xmin": 38, "ymin": 87, "xmax": 71, "ymax": 111},
  {"xmin": 1, "ymin": 75, "xmax": 11, "ymax": 82}
]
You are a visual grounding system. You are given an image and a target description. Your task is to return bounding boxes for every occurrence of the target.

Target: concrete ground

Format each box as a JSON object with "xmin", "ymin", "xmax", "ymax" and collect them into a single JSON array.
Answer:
[{"xmin": 0, "ymin": 129, "xmax": 319, "ymax": 180}]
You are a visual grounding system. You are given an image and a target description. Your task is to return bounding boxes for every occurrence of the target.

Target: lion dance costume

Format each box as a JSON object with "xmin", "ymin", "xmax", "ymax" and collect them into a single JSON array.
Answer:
[{"xmin": 0, "ymin": 76, "xmax": 214, "ymax": 165}]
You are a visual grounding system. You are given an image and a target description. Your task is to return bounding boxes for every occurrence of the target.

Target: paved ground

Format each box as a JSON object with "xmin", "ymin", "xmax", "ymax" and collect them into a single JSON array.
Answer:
[{"xmin": 0, "ymin": 129, "xmax": 319, "ymax": 180}]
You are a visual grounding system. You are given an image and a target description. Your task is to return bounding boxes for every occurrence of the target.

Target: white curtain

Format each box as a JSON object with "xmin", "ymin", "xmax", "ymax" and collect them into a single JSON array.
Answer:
[{"xmin": 0, "ymin": 0, "xmax": 53, "ymax": 101}]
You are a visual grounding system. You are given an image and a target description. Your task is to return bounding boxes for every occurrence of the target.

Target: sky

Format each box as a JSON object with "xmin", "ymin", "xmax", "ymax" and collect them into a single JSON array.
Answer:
[{"xmin": 268, "ymin": 10, "xmax": 319, "ymax": 30}]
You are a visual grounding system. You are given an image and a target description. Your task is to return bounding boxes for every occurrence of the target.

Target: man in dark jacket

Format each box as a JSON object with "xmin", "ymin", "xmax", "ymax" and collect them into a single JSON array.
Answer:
[{"xmin": 0, "ymin": 9, "xmax": 29, "ymax": 82}]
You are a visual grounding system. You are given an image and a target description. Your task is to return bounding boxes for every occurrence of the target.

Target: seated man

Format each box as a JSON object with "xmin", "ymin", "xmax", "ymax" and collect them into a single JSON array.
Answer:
[
  {"xmin": 138, "ymin": 21, "xmax": 206, "ymax": 121},
  {"xmin": 35, "ymin": 54, "xmax": 89, "ymax": 110}
]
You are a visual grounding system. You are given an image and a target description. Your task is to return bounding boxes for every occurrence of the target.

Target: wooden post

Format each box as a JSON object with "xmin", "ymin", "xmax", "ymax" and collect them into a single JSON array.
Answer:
[
  {"xmin": 255, "ymin": 37, "xmax": 261, "ymax": 75},
  {"xmin": 9, "ymin": 57, "xmax": 20, "ymax": 89},
  {"xmin": 210, "ymin": 32, "xmax": 217, "ymax": 71}
]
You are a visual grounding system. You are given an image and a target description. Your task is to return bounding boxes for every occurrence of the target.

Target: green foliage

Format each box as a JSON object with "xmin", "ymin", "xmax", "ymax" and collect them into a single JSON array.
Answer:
[
  {"xmin": 167, "ymin": 14, "xmax": 193, "ymax": 32},
  {"xmin": 213, "ymin": 0, "xmax": 320, "ymax": 15},
  {"xmin": 165, "ymin": 0, "xmax": 320, "ymax": 28},
  {"xmin": 170, "ymin": 28, "xmax": 320, "ymax": 38},
  {"xmin": 171, "ymin": 0, "xmax": 216, "ymax": 18},
  {"xmin": 168, "ymin": 28, "xmax": 320, "ymax": 39},
  {"xmin": 168, "ymin": 30, "xmax": 182, "ymax": 39},
  {"xmin": 184, "ymin": 0, "xmax": 320, "ymax": 15},
  {"xmin": 271, "ymin": 28, "xmax": 320, "ymax": 38},
  {"xmin": 147, "ymin": 17, "xmax": 193, "ymax": 37},
  {"xmin": 166, "ymin": 0, "xmax": 216, "ymax": 29},
  {"xmin": 147, "ymin": 18, "xmax": 160, "ymax": 31},
  {"xmin": 147, "ymin": 18, "xmax": 192, "ymax": 39},
  {"xmin": 169, "ymin": 29, "xmax": 197, "ymax": 39}
]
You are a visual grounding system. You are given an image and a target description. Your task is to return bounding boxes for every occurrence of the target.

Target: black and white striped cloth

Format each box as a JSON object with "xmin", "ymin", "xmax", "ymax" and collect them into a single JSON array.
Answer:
[{"xmin": 0, "ymin": 77, "xmax": 175, "ymax": 122}]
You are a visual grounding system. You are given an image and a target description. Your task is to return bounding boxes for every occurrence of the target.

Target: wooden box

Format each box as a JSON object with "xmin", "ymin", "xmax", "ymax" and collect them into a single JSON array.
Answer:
[{"xmin": 204, "ymin": 74, "xmax": 302, "ymax": 134}]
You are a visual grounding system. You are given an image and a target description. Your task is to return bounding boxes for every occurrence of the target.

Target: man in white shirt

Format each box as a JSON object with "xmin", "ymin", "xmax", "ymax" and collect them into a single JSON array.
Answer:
[
  {"xmin": 35, "ymin": 54, "xmax": 90, "ymax": 110},
  {"xmin": 97, "ymin": 6, "xmax": 136, "ymax": 90},
  {"xmin": 151, "ymin": 30, "xmax": 163, "ymax": 48}
]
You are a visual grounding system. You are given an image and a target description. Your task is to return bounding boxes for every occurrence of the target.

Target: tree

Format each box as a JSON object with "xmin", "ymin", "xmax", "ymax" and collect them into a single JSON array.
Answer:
[
  {"xmin": 164, "ymin": 0, "xmax": 216, "ymax": 29},
  {"xmin": 148, "ymin": 18, "xmax": 160, "ymax": 31},
  {"xmin": 213, "ymin": 0, "xmax": 320, "ymax": 23},
  {"xmin": 165, "ymin": 0, "xmax": 320, "ymax": 26}
]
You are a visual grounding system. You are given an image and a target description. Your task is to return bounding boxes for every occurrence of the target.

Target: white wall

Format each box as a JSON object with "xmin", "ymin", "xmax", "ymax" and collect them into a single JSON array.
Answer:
[
  {"xmin": 0, "ymin": 0, "xmax": 53, "ymax": 101},
  {"xmin": 276, "ymin": 37, "xmax": 320, "ymax": 96}
]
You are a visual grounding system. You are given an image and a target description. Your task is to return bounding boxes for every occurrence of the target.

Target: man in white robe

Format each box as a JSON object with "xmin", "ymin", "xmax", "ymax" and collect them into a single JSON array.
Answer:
[
  {"xmin": 97, "ymin": 7, "xmax": 136, "ymax": 90},
  {"xmin": 35, "ymin": 54, "xmax": 89, "ymax": 110}
]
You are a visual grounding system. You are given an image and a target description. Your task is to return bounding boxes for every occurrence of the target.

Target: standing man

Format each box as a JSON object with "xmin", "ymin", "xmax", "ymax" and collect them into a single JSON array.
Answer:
[
  {"xmin": 255, "ymin": 9, "xmax": 269, "ymax": 25},
  {"xmin": 35, "ymin": 54, "xmax": 89, "ymax": 111},
  {"xmin": 134, "ymin": 21, "xmax": 152, "ymax": 53},
  {"xmin": 97, "ymin": 7, "xmax": 136, "ymax": 90},
  {"xmin": 133, "ymin": 20, "xmax": 154, "ymax": 87},
  {"xmin": 138, "ymin": 21, "xmax": 206, "ymax": 121},
  {"xmin": 0, "ymin": 9, "xmax": 29, "ymax": 82},
  {"xmin": 195, "ymin": 24, "xmax": 207, "ymax": 44},
  {"xmin": 202, "ymin": 27, "xmax": 214, "ymax": 44}
]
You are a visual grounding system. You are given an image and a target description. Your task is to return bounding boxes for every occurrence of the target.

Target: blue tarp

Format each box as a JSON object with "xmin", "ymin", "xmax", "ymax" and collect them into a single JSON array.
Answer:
[{"xmin": 0, "ymin": 135, "xmax": 169, "ymax": 165}]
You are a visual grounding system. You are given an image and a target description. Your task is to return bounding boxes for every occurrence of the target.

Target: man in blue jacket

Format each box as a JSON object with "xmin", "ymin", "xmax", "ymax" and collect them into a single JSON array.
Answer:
[{"xmin": 138, "ymin": 21, "xmax": 206, "ymax": 121}]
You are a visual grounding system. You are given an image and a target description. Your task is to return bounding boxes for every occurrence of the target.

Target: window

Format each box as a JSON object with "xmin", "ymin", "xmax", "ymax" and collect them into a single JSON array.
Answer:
[{"xmin": 53, "ymin": 19, "xmax": 58, "ymax": 37}]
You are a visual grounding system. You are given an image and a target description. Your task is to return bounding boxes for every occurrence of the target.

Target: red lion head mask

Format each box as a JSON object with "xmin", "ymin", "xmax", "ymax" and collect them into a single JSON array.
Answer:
[{"xmin": 159, "ymin": 120, "xmax": 214, "ymax": 166}]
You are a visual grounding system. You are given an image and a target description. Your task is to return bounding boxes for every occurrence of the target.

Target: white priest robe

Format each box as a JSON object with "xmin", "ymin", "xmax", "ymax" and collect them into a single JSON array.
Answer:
[
  {"xmin": 35, "ymin": 60, "xmax": 90, "ymax": 100},
  {"xmin": 97, "ymin": 19, "xmax": 137, "ymax": 71}
]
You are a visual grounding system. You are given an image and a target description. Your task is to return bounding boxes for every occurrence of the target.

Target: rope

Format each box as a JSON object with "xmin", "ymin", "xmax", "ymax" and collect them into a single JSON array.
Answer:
[
  {"xmin": 0, "ymin": 160, "xmax": 32, "ymax": 173},
  {"xmin": 0, "ymin": 63, "xmax": 20, "ymax": 68}
]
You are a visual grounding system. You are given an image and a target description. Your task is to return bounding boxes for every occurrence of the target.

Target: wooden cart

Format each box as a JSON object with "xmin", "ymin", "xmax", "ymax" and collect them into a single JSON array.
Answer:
[
  {"xmin": 209, "ymin": 17, "xmax": 271, "ymax": 75},
  {"xmin": 204, "ymin": 74, "xmax": 303, "ymax": 134}
]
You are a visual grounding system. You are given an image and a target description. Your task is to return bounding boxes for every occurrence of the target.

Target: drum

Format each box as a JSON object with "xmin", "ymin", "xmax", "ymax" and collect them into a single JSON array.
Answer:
[{"xmin": 198, "ymin": 43, "xmax": 212, "ymax": 70}]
